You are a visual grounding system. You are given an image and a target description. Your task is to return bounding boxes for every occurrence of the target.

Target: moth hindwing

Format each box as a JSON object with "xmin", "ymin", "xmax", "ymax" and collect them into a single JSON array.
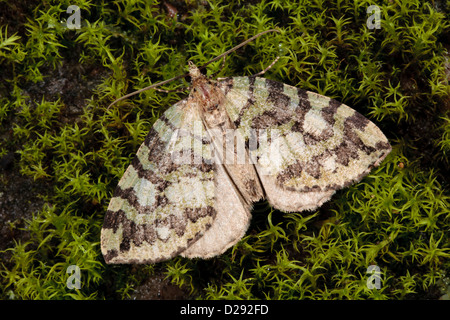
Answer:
[{"xmin": 101, "ymin": 63, "xmax": 391, "ymax": 264}]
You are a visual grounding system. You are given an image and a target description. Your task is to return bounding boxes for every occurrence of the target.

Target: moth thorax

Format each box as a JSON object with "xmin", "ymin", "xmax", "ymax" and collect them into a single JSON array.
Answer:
[
  {"xmin": 203, "ymin": 108, "xmax": 230, "ymax": 128},
  {"xmin": 191, "ymin": 80, "xmax": 225, "ymax": 111}
]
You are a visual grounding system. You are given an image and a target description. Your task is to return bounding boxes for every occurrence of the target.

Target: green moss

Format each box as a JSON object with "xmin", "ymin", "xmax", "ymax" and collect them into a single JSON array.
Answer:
[{"xmin": 0, "ymin": 0, "xmax": 449, "ymax": 299}]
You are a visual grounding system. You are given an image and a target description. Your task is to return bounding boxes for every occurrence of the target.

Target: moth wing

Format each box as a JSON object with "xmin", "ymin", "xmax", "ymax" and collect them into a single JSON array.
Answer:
[
  {"xmin": 219, "ymin": 76, "xmax": 391, "ymax": 212},
  {"xmin": 101, "ymin": 100, "xmax": 217, "ymax": 264},
  {"xmin": 180, "ymin": 160, "xmax": 252, "ymax": 259}
]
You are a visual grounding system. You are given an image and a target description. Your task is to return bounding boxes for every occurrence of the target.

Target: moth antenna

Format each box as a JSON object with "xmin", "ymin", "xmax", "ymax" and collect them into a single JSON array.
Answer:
[
  {"xmin": 197, "ymin": 29, "xmax": 281, "ymax": 71},
  {"xmin": 106, "ymin": 28, "xmax": 281, "ymax": 110},
  {"xmin": 106, "ymin": 73, "xmax": 190, "ymax": 110}
]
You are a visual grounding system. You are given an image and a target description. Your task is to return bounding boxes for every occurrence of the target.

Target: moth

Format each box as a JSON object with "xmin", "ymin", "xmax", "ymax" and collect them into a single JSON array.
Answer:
[{"xmin": 101, "ymin": 30, "xmax": 391, "ymax": 264}]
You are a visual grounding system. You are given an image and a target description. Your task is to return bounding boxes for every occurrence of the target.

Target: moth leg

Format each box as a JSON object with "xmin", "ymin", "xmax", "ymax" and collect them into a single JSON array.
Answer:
[
  {"xmin": 210, "ymin": 56, "xmax": 227, "ymax": 79},
  {"xmin": 154, "ymin": 86, "xmax": 191, "ymax": 93},
  {"xmin": 251, "ymin": 56, "xmax": 280, "ymax": 77}
]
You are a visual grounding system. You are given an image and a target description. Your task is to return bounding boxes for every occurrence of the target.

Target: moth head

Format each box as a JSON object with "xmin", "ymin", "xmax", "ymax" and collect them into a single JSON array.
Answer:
[{"xmin": 188, "ymin": 61, "xmax": 202, "ymax": 80}]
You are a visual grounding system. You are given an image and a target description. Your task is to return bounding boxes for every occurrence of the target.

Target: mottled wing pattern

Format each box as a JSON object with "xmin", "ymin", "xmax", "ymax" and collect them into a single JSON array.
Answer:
[
  {"xmin": 101, "ymin": 100, "xmax": 216, "ymax": 263},
  {"xmin": 180, "ymin": 161, "xmax": 253, "ymax": 259},
  {"xmin": 218, "ymin": 76, "xmax": 391, "ymax": 212},
  {"xmin": 102, "ymin": 67, "xmax": 392, "ymax": 264}
]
